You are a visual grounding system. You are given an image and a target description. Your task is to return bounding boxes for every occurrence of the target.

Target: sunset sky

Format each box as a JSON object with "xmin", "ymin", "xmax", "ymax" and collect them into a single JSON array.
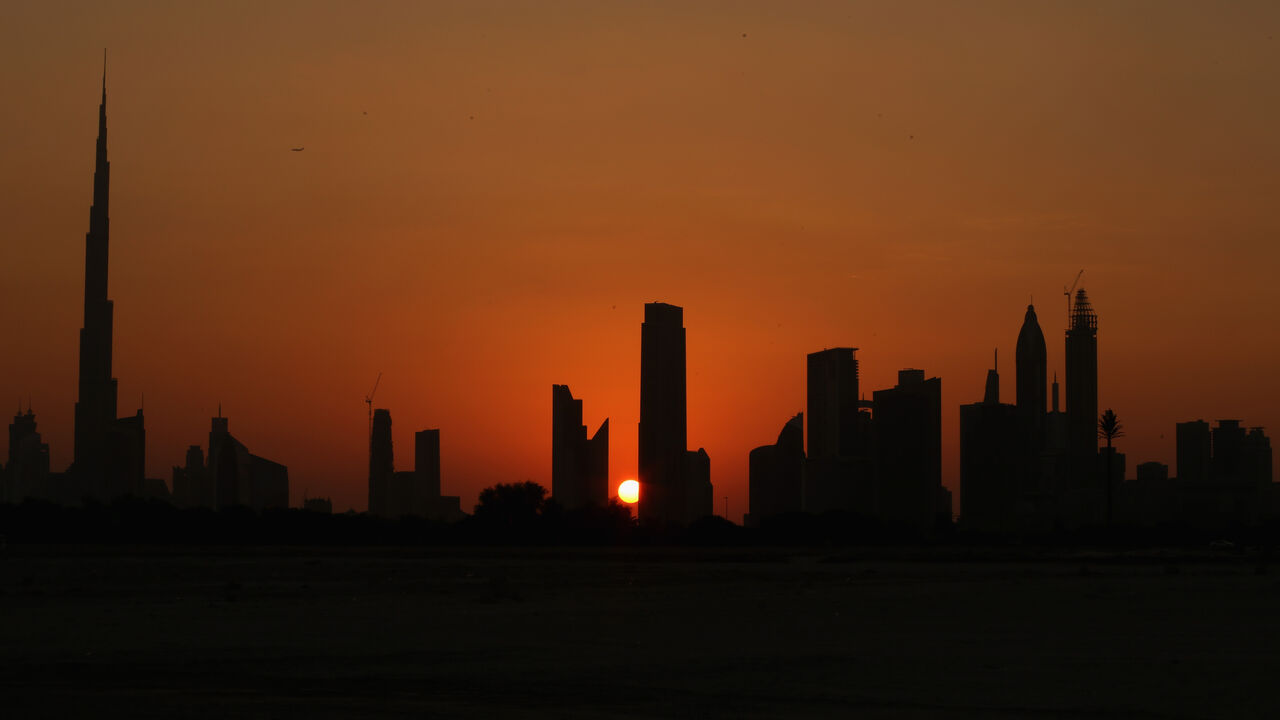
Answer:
[{"xmin": 2, "ymin": 1, "xmax": 1278, "ymax": 517}]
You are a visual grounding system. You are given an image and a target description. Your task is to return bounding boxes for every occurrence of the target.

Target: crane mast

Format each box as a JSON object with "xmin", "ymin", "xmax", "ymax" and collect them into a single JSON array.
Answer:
[{"xmin": 1063, "ymin": 269, "xmax": 1084, "ymax": 327}]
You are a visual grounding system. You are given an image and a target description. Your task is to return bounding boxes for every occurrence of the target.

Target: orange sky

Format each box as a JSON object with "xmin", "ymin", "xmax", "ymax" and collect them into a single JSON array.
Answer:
[{"xmin": 2, "ymin": 1, "xmax": 1278, "ymax": 518}]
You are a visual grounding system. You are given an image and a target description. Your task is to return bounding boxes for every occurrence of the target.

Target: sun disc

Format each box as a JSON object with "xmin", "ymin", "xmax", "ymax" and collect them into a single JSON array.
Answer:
[{"xmin": 618, "ymin": 479, "xmax": 639, "ymax": 504}]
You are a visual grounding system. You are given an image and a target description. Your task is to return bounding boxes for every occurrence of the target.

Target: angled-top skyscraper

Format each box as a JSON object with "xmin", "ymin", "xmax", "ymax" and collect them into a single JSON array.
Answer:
[
  {"xmin": 72, "ymin": 57, "xmax": 145, "ymax": 499},
  {"xmin": 551, "ymin": 385, "xmax": 609, "ymax": 511}
]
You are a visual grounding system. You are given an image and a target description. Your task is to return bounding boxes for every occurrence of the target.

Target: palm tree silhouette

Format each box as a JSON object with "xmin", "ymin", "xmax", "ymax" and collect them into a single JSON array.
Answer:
[{"xmin": 1098, "ymin": 409, "xmax": 1124, "ymax": 525}]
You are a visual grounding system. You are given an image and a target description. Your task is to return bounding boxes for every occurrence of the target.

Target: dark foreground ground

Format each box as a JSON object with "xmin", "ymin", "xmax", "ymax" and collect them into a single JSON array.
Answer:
[{"xmin": 1, "ymin": 546, "xmax": 1277, "ymax": 718}]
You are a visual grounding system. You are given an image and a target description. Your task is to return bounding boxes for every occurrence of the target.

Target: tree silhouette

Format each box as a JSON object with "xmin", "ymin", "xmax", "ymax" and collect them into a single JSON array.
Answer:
[
  {"xmin": 472, "ymin": 481, "xmax": 548, "ymax": 535},
  {"xmin": 1098, "ymin": 409, "xmax": 1124, "ymax": 525}
]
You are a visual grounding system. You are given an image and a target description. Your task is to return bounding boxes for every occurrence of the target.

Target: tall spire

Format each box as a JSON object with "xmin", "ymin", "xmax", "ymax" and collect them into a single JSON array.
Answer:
[{"xmin": 73, "ymin": 59, "xmax": 119, "ymax": 475}]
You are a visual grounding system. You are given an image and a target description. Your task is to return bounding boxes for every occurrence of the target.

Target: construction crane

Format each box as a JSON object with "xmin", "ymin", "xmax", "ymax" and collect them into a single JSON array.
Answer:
[
  {"xmin": 1063, "ymin": 269, "xmax": 1084, "ymax": 326},
  {"xmin": 364, "ymin": 371, "xmax": 382, "ymax": 442}
]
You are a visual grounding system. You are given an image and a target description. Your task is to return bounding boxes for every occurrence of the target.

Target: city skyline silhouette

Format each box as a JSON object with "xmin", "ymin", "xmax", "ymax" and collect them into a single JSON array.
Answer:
[
  {"xmin": 5, "ymin": 6, "xmax": 1280, "ymax": 719},
  {"xmin": 2, "ymin": 3, "xmax": 1278, "ymax": 519}
]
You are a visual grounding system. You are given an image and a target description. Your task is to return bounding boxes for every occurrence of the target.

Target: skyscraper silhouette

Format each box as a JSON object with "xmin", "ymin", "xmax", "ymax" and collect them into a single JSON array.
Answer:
[
  {"xmin": 1065, "ymin": 289, "xmax": 1099, "ymax": 516},
  {"xmin": 72, "ymin": 59, "xmax": 144, "ymax": 499},
  {"xmin": 363, "ymin": 411, "xmax": 460, "ymax": 519},
  {"xmin": 873, "ymin": 369, "xmax": 943, "ymax": 533},
  {"xmin": 368, "ymin": 408, "xmax": 393, "ymax": 516},
  {"xmin": 803, "ymin": 348, "xmax": 871, "ymax": 514},
  {"xmin": 806, "ymin": 348, "xmax": 859, "ymax": 460},
  {"xmin": 551, "ymin": 385, "xmax": 608, "ymax": 511},
  {"xmin": 1176, "ymin": 420, "xmax": 1211, "ymax": 486},
  {"xmin": 746, "ymin": 413, "xmax": 804, "ymax": 527},
  {"xmin": 73, "ymin": 63, "xmax": 119, "ymax": 477},
  {"xmin": 206, "ymin": 413, "xmax": 288, "ymax": 511},
  {"xmin": 960, "ymin": 358, "xmax": 1021, "ymax": 532},
  {"xmin": 415, "ymin": 429, "xmax": 442, "ymax": 499},
  {"xmin": 1016, "ymin": 305, "xmax": 1047, "ymax": 425},
  {"xmin": 5, "ymin": 406, "xmax": 50, "ymax": 503},
  {"xmin": 638, "ymin": 303, "xmax": 710, "ymax": 525}
]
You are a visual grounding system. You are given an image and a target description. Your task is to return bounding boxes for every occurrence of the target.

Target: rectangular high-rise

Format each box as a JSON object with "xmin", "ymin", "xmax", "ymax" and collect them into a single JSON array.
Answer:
[
  {"xmin": 804, "ymin": 348, "xmax": 870, "ymax": 514},
  {"xmin": 959, "ymin": 365, "xmax": 1022, "ymax": 532},
  {"xmin": 639, "ymin": 303, "xmax": 709, "ymax": 525},
  {"xmin": 415, "ymin": 429, "xmax": 442, "ymax": 499},
  {"xmin": 873, "ymin": 369, "xmax": 943, "ymax": 533},
  {"xmin": 1212, "ymin": 420, "xmax": 1247, "ymax": 484},
  {"xmin": 1176, "ymin": 420, "xmax": 1211, "ymax": 485},
  {"xmin": 806, "ymin": 348, "xmax": 859, "ymax": 460},
  {"xmin": 368, "ymin": 408, "xmax": 393, "ymax": 516}
]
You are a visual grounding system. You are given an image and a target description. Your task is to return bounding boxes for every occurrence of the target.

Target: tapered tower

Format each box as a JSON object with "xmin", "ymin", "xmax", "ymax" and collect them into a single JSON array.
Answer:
[
  {"xmin": 73, "ymin": 57, "xmax": 120, "ymax": 477},
  {"xmin": 1015, "ymin": 304, "xmax": 1047, "ymax": 425}
]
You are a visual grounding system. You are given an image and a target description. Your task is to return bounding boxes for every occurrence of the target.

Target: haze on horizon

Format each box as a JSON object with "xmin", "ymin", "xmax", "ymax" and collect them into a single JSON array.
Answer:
[{"xmin": 2, "ymin": 0, "xmax": 1278, "ymax": 517}]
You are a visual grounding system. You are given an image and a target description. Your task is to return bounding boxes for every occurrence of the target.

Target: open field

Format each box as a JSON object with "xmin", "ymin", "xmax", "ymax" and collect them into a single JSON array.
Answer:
[{"xmin": 1, "ymin": 546, "xmax": 1277, "ymax": 718}]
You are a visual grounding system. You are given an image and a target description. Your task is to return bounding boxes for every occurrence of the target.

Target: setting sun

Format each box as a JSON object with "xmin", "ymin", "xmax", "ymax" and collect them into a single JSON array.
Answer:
[{"xmin": 617, "ymin": 479, "xmax": 639, "ymax": 505}]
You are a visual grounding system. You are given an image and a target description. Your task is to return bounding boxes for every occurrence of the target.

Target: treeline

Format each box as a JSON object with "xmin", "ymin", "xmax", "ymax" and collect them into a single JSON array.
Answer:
[{"xmin": 3, "ymin": 481, "xmax": 1280, "ymax": 548}]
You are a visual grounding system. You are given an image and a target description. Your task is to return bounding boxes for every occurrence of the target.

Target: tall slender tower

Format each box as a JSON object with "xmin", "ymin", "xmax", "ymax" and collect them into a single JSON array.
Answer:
[
  {"xmin": 1065, "ymin": 289, "xmax": 1098, "ymax": 490},
  {"xmin": 1015, "ymin": 304, "xmax": 1047, "ymax": 425},
  {"xmin": 638, "ymin": 303, "xmax": 688, "ymax": 525},
  {"xmin": 368, "ymin": 408, "xmax": 393, "ymax": 516},
  {"xmin": 73, "ymin": 57, "xmax": 120, "ymax": 477}
]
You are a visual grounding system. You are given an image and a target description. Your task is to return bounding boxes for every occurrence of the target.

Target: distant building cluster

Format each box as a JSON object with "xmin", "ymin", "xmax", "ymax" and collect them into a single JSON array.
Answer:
[
  {"xmin": 1146, "ymin": 419, "xmax": 1276, "ymax": 527},
  {"xmin": 745, "ymin": 293, "xmax": 1275, "ymax": 535},
  {"xmin": 302, "ymin": 495, "xmax": 334, "ymax": 514},
  {"xmin": 366, "ymin": 410, "xmax": 463, "ymax": 521},
  {"xmin": 0, "ymin": 72, "xmax": 287, "ymax": 512},
  {"xmin": 547, "ymin": 303, "xmax": 714, "ymax": 525},
  {"xmin": 746, "ymin": 351, "xmax": 948, "ymax": 532},
  {"xmin": 954, "ymin": 296, "xmax": 1276, "ymax": 533},
  {"xmin": 171, "ymin": 413, "xmax": 288, "ymax": 512}
]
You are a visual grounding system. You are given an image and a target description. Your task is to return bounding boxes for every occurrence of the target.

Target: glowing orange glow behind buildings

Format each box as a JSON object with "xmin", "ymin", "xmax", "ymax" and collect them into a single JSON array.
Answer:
[{"xmin": 2, "ymin": 2, "xmax": 1278, "ymax": 517}]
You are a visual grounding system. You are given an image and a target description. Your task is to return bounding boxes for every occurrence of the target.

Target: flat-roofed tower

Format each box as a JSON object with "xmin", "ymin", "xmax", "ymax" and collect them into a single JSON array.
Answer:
[{"xmin": 638, "ymin": 303, "xmax": 688, "ymax": 525}]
